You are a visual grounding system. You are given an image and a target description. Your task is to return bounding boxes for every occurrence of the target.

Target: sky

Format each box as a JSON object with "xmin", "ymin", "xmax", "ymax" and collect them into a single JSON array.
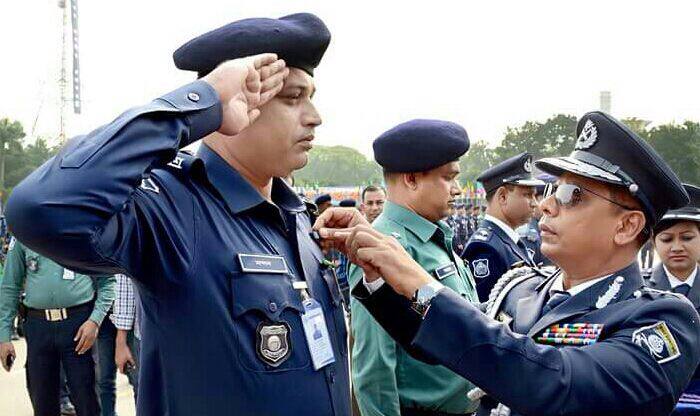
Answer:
[{"xmin": 2, "ymin": 0, "xmax": 699, "ymax": 157}]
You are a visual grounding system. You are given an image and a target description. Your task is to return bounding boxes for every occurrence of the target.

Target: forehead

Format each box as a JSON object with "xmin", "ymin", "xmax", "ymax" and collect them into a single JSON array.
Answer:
[
  {"xmin": 364, "ymin": 190, "xmax": 386, "ymax": 200},
  {"xmin": 660, "ymin": 221, "xmax": 700, "ymax": 234},
  {"xmin": 282, "ymin": 68, "xmax": 315, "ymax": 91},
  {"xmin": 431, "ymin": 161, "xmax": 461, "ymax": 175}
]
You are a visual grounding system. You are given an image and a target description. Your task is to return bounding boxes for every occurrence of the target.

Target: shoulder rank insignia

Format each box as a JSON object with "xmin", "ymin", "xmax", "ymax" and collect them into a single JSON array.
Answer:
[
  {"xmin": 632, "ymin": 321, "xmax": 680, "ymax": 364},
  {"xmin": 140, "ymin": 177, "xmax": 160, "ymax": 193},
  {"xmin": 167, "ymin": 156, "xmax": 184, "ymax": 169},
  {"xmin": 537, "ymin": 323, "xmax": 604, "ymax": 346},
  {"xmin": 472, "ymin": 229, "xmax": 491, "ymax": 242},
  {"xmin": 472, "ymin": 258, "xmax": 490, "ymax": 278},
  {"xmin": 257, "ymin": 321, "xmax": 292, "ymax": 367}
]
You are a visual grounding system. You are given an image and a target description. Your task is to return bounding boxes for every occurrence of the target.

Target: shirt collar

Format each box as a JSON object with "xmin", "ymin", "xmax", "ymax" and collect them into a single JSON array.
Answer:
[
  {"xmin": 197, "ymin": 144, "xmax": 305, "ymax": 214},
  {"xmin": 484, "ymin": 214, "xmax": 520, "ymax": 244},
  {"xmin": 549, "ymin": 273, "xmax": 612, "ymax": 297},
  {"xmin": 663, "ymin": 265, "xmax": 698, "ymax": 288},
  {"xmin": 382, "ymin": 201, "xmax": 441, "ymax": 243}
]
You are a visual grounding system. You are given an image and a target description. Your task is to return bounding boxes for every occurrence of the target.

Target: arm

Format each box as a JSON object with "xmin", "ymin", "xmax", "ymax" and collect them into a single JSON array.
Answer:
[
  {"xmin": 462, "ymin": 242, "xmax": 507, "ymax": 302},
  {"xmin": 348, "ymin": 265, "xmax": 402, "ymax": 416},
  {"xmin": 0, "ymin": 240, "xmax": 25, "ymax": 343},
  {"xmin": 89, "ymin": 274, "xmax": 117, "ymax": 326}
]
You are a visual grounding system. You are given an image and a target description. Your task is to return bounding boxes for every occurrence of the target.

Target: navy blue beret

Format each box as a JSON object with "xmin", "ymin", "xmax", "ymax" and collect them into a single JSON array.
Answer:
[
  {"xmin": 314, "ymin": 194, "xmax": 331, "ymax": 205},
  {"xmin": 373, "ymin": 119, "xmax": 469, "ymax": 173},
  {"xmin": 477, "ymin": 152, "xmax": 544, "ymax": 193},
  {"xmin": 339, "ymin": 199, "xmax": 357, "ymax": 208},
  {"xmin": 536, "ymin": 111, "xmax": 689, "ymax": 227},
  {"xmin": 173, "ymin": 13, "xmax": 331, "ymax": 77}
]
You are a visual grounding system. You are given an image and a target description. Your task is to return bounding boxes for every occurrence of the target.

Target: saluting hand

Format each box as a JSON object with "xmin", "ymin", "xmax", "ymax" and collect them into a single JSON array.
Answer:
[
  {"xmin": 203, "ymin": 53, "xmax": 289, "ymax": 136},
  {"xmin": 74, "ymin": 320, "xmax": 99, "ymax": 355}
]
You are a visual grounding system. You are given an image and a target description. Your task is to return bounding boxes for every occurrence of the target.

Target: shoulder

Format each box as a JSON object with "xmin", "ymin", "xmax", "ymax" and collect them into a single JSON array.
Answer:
[
  {"xmin": 136, "ymin": 152, "xmax": 201, "ymax": 203},
  {"xmin": 373, "ymin": 218, "xmax": 409, "ymax": 248},
  {"xmin": 468, "ymin": 226, "xmax": 494, "ymax": 243},
  {"xmin": 486, "ymin": 266, "xmax": 547, "ymax": 316}
]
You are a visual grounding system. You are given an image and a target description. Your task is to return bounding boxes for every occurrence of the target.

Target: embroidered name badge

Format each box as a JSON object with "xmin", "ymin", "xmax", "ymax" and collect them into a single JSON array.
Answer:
[
  {"xmin": 632, "ymin": 321, "xmax": 680, "ymax": 364},
  {"xmin": 536, "ymin": 323, "xmax": 604, "ymax": 346},
  {"xmin": 472, "ymin": 259, "xmax": 490, "ymax": 278},
  {"xmin": 434, "ymin": 263, "xmax": 457, "ymax": 280},
  {"xmin": 238, "ymin": 254, "xmax": 289, "ymax": 274}
]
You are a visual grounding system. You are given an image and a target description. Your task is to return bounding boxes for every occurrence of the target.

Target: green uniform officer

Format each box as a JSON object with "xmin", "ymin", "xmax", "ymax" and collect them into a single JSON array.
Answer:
[
  {"xmin": 349, "ymin": 119, "xmax": 479, "ymax": 416},
  {"xmin": 0, "ymin": 238, "xmax": 115, "ymax": 416}
]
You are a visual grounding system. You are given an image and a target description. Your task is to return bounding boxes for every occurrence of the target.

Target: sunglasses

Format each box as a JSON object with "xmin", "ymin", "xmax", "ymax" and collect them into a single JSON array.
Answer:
[{"xmin": 543, "ymin": 183, "xmax": 636, "ymax": 211}]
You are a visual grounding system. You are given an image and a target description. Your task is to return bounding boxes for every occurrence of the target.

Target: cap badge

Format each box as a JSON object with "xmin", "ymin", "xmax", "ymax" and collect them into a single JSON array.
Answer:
[
  {"xmin": 524, "ymin": 158, "xmax": 532, "ymax": 173},
  {"xmin": 575, "ymin": 119, "xmax": 598, "ymax": 150}
]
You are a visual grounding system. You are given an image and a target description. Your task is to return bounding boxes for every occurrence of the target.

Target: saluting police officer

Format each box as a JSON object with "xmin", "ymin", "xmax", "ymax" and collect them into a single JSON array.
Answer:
[
  {"xmin": 7, "ymin": 14, "xmax": 351, "ymax": 415},
  {"xmin": 349, "ymin": 120, "xmax": 479, "ymax": 416},
  {"xmin": 646, "ymin": 184, "xmax": 700, "ymax": 415},
  {"xmin": 462, "ymin": 152, "xmax": 544, "ymax": 301},
  {"xmin": 317, "ymin": 111, "xmax": 700, "ymax": 416}
]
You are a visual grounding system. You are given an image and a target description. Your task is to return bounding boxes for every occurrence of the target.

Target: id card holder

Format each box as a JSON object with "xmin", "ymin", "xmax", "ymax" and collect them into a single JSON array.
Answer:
[
  {"xmin": 62, "ymin": 269, "xmax": 75, "ymax": 280},
  {"xmin": 300, "ymin": 297, "xmax": 335, "ymax": 370}
]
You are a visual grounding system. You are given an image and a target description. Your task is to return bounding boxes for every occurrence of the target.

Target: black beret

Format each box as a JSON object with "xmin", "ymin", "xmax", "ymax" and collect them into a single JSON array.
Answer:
[
  {"xmin": 314, "ymin": 194, "xmax": 331, "ymax": 205},
  {"xmin": 373, "ymin": 119, "xmax": 469, "ymax": 173},
  {"xmin": 173, "ymin": 13, "xmax": 331, "ymax": 77},
  {"xmin": 339, "ymin": 199, "xmax": 357, "ymax": 208},
  {"xmin": 536, "ymin": 111, "xmax": 689, "ymax": 227},
  {"xmin": 477, "ymin": 152, "xmax": 544, "ymax": 193},
  {"xmin": 655, "ymin": 184, "xmax": 700, "ymax": 233}
]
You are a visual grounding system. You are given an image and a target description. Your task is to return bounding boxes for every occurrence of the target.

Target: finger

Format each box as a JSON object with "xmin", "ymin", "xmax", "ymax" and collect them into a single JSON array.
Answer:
[
  {"xmin": 74, "ymin": 327, "xmax": 83, "ymax": 342},
  {"xmin": 118, "ymin": 361, "xmax": 126, "ymax": 374},
  {"xmin": 259, "ymin": 80, "xmax": 285, "ymax": 106},
  {"xmin": 314, "ymin": 208, "xmax": 356, "ymax": 231},
  {"xmin": 260, "ymin": 69, "xmax": 288, "ymax": 94},
  {"xmin": 251, "ymin": 53, "xmax": 279, "ymax": 69},
  {"xmin": 75, "ymin": 335, "xmax": 86, "ymax": 353},
  {"xmin": 246, "ymin": 70, "xmax": 261, "ymax": 95},
  {"xmin": 81, "ymin": 338, "xmax": 96, "ymax": 354},
  {"xmin": 319, "ymin": 228, "xmax": 353, "ymax": 241},
  {"xmin": 260, "ymin": 59, "xmax": 286, "ymax": 80},
  {"xmin": 247, "ymin": 109, "xmax": 261, "ymax": 125}
]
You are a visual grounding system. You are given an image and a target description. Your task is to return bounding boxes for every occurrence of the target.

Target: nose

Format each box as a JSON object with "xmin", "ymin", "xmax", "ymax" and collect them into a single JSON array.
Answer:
[
  {"xmin": 540, "ymin": 194, "xmax": 558, "ymax": 218},
  {"xmin": 303, "ymin": 101, "xmax": 322, "ymax": 128},
  {"xmin": 452, "ymin": 179, "xmax": 462, "ymax": 196}
]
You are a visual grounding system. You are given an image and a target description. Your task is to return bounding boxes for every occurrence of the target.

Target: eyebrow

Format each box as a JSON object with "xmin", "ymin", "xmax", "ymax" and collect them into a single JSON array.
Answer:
[{"xmin": 282, "ymin": 83, "xmax": 316, "ymax": 97}]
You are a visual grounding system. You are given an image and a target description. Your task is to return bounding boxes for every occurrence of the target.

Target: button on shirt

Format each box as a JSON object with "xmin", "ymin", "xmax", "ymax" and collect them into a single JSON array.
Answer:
[
  {"xmin": 0, "ymin": 239, "xmax": 116, "ymax": 343},
  {"xmin": 5, "ymin": 81, "xmax": 349, "ymax": 416}
]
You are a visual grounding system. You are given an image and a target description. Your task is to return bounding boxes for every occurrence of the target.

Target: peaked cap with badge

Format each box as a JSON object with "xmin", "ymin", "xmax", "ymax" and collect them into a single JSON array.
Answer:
[
  {"xmin": 654, "ymin": 184, "xmax": 700, "ymax": 233},
  {"xmin": 536, "ymin": 111, "xmax": 690, "ymax": 227},
  {"xmin": 477, "ymin": 152, "xmax": 544, "ymax": 193}
]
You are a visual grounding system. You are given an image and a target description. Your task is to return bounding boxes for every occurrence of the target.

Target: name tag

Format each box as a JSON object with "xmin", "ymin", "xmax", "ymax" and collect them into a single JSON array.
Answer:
[
  {"xmin": 238, "ymin": 254, "xmax": 289, "ymax": 274},
  {"xmin": 300, "ymin": 298, "xmax": 335, "ymax": 370},
  {"xmin": 434, "ymin": 263, "xmax": 457, "ymax": 280},
  {"xmin": 62, "ymin": 269, "xmax": 75, "ymax": 280}
]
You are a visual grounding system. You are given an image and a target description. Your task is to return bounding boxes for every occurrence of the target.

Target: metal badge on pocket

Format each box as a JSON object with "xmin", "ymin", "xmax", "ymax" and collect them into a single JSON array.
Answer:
[{"xmin": 256, "ymin": 321, "xmax": 292, "ymax": 367}]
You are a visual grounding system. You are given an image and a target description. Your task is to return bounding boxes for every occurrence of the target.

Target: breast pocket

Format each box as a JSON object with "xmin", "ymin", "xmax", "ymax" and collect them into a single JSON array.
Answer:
[{"xmin": 231, "ymin": 272, "xmax": 311, "ymax": 373}]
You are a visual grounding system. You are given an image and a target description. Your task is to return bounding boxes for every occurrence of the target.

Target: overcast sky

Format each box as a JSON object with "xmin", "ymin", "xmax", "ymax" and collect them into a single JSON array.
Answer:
[{"xmin": 2, "ymin": 0, "xmax": 699, "ymax": 157}]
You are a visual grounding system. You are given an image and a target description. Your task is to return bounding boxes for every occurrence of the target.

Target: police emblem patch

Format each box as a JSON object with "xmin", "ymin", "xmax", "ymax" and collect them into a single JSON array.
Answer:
[
  {"xmin": 632, "ymin": 321, "xmax": 680, "ymax": 364},
  {"xmin": 472, "ymin": 259, "xmax": 490, "ymax": 278},
  {"xmin": 256, "ymin": 322, "xmax": 292, "ymax": 367},
  {"xmin": 575, "ymin": 119, "xmax": 598, "ymax": 150}
]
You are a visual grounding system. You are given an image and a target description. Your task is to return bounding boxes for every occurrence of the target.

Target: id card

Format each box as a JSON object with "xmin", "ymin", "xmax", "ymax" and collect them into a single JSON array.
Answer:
[
  {"xmin": 300, "ymin": 298, "xmax": 335, "ymax": 370},
  {"xmin": 62, "ymin": 269, "xmax": 75, "ymax": 280}
]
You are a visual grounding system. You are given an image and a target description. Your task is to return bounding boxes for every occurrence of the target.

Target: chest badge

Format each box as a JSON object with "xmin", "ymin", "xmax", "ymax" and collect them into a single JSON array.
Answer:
[
  {"xmin": 434, "ymin": 263, "xmax": 457, "ymax": 280},
  {"xmin": 472, "ymin": 259, "xmax": 490, "ymax": 278},
  {"xmin": 256, "ymin": 322, "xmax": 292, "ymax": 367}
]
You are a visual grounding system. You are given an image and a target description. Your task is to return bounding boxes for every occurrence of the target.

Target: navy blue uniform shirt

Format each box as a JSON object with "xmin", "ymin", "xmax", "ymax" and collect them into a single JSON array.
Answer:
[
  {"xmin": 6, "ymin": 81, "xmax": 350, "ymax": 416},
  {"xmin": 353, "ymin": 262, "xmax": 700, "ymax": 416}
]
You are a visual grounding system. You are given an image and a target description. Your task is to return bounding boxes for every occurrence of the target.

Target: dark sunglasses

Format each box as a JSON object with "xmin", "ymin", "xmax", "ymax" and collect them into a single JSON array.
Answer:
[{"xmin": 543, "ymin": 183, "xmax": 637, "ymax": 211}]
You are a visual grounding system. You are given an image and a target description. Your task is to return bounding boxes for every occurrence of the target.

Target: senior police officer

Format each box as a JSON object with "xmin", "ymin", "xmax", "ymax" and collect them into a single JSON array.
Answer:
[
  {"xmin": 317, "ymin": 111, "xmax": 700, "ymax": 416},
  {"xmin": 646, "ymin": 184, "xmax": 700, "ymax": 414},
  {"xmin": 6, "ymin": 14, "xmax": 351, "ymax": 415},
  {"xmin": 463, "ymin": 152, "xmax": 543, "ymax": 301},
  {"xmin": 350, "ymin": 120, "xmax": 479, "ymax": 416}
]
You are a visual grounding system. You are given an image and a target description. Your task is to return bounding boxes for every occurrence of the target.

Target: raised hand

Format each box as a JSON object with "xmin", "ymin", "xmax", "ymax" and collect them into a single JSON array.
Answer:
[{"xmin": 203, "ymin": 53, "xmax": 289, "ymax": 136}]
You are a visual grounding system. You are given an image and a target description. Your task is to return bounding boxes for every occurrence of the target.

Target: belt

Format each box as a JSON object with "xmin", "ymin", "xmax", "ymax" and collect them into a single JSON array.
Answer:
[
  {"xmin": 26, "ymin": 301, "xmax": 93, "ymax": 322},
  {"xmin": 401, "ymin": 407, "xmax": 470, "ymax": 416}
]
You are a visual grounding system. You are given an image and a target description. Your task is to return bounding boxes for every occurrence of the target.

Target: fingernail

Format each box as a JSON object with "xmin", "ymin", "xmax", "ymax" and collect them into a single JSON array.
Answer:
[{"xmin": 319, "ymin": 228, "xmax": 329, "ymax": 238}]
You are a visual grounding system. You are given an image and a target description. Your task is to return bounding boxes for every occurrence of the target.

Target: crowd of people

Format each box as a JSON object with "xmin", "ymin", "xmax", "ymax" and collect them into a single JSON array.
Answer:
[{"xmin": 1, "ymin": 11, "xmax": 699, "ymax": 416}]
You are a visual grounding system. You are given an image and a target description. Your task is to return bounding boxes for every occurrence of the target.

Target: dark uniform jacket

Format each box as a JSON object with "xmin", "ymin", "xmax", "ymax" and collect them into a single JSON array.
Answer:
[
  {"xmin": 6, "ymin": 81, "xmax": 350, "ymax": 416},
  {"xmin": 463, "ymin": 218, "xmax": 536, "ymax": 301},
  {"xmin": 353, "ymin": 262, "xmax": 700, "ymax": 416}
]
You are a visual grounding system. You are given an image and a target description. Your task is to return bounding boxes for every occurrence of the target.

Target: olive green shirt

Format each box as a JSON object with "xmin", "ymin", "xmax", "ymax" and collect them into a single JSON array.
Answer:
[
  {"xmin": 0, "ymin": 239, "xmax": 116, "ymax": 342},
  {"xmin": 350, "ymin": 201, "xmax": 479, "ymax": 415}
]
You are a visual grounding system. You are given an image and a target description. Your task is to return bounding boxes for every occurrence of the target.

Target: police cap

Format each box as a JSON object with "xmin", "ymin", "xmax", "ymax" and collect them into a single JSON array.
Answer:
[{"xmin": 477, "ymin": 152, "xmax": 543, "ymax": 193}]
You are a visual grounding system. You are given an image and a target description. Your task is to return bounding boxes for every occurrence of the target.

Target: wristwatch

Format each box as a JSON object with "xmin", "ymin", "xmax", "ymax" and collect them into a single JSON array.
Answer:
[{"xmin": 411, "ymin": 280, "xmax": 444, "ymax": 318}]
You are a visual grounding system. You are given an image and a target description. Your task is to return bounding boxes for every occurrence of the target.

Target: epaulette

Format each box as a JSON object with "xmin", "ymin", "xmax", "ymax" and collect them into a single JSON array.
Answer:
[
  {"xmin": 485, "ymin": 265, "xmax": 545, "ymax": 318},
  {"xmin": 470, "ymin": 227, "xmax": 493, "ymax": 242},
  {"xmin": 634, "ymin": 286, "xmax": 687, "ymax": 302}
]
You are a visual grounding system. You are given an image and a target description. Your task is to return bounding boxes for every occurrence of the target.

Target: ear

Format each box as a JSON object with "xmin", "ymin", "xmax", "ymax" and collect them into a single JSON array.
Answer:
[
  {"xmin": 403, "ymin": 173, "xmax": 419, "ymax": 191},
  {"xmin": 613, "ymin": 210, "xmax": 646, "ymax": 246},
  {"xmin": 497, "ymin": 186, "xmax": 509, "ymax": 206}
]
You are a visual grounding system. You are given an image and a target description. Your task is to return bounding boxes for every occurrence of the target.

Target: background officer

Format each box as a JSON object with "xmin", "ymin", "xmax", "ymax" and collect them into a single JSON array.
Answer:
[
  {"xmin": 462, "ymin": 152, "xmax": 544, "ymax": 301},
  {"xmin": 517, "ymin": 173, "xmax": 556, "ymax": 267},
  {"xmin": 316, "ymin": 193, "xmax": 333, "ymax": 214},
  {"xmin": 349, "ymin": 119, "xmax": 479, "ymax": 416},
  {"xmin": 0, "ymin": 238, "xmax": 115, "ymax": 416},
  {"xmin": 360, "ymin": 185, "xmax": 387, "ymax": 224},
  {"xmin": 319, "ymin": 110, "xmax": 700, "ymax": 416},
  {"xmin": 647, "ymin": 183, "xmax": 700, "ymax": 414},
  {"xmin": 6, "ymin": 14, "xmax": 351, "ymax": 416}
]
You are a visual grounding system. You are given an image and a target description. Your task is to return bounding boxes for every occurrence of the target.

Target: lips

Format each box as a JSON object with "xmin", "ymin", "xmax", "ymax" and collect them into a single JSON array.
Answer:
[
  {"xmin": 539, "ymin": 223, "xmax": 556, "ymax": 236},
  {"xmin": 669, "ymin": 255, "xmax": 688, "ymax": 261}
]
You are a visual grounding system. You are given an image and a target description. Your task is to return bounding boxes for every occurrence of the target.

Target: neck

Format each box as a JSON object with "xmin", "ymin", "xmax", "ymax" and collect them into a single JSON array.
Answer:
[
  {"xmin": 204, "ymin": 134, "xmax": 274, "ymax": 201},
  {"xmin": 485, "ymin": 207, "xmax": 516, "ymax": 230},
  {"xmin": 559, "ymin": 250, "xmax": 636, "ymax": 290},
  {"xmin": 667, "ymin": 264, "xmax": 697, "ymax": 281}
]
